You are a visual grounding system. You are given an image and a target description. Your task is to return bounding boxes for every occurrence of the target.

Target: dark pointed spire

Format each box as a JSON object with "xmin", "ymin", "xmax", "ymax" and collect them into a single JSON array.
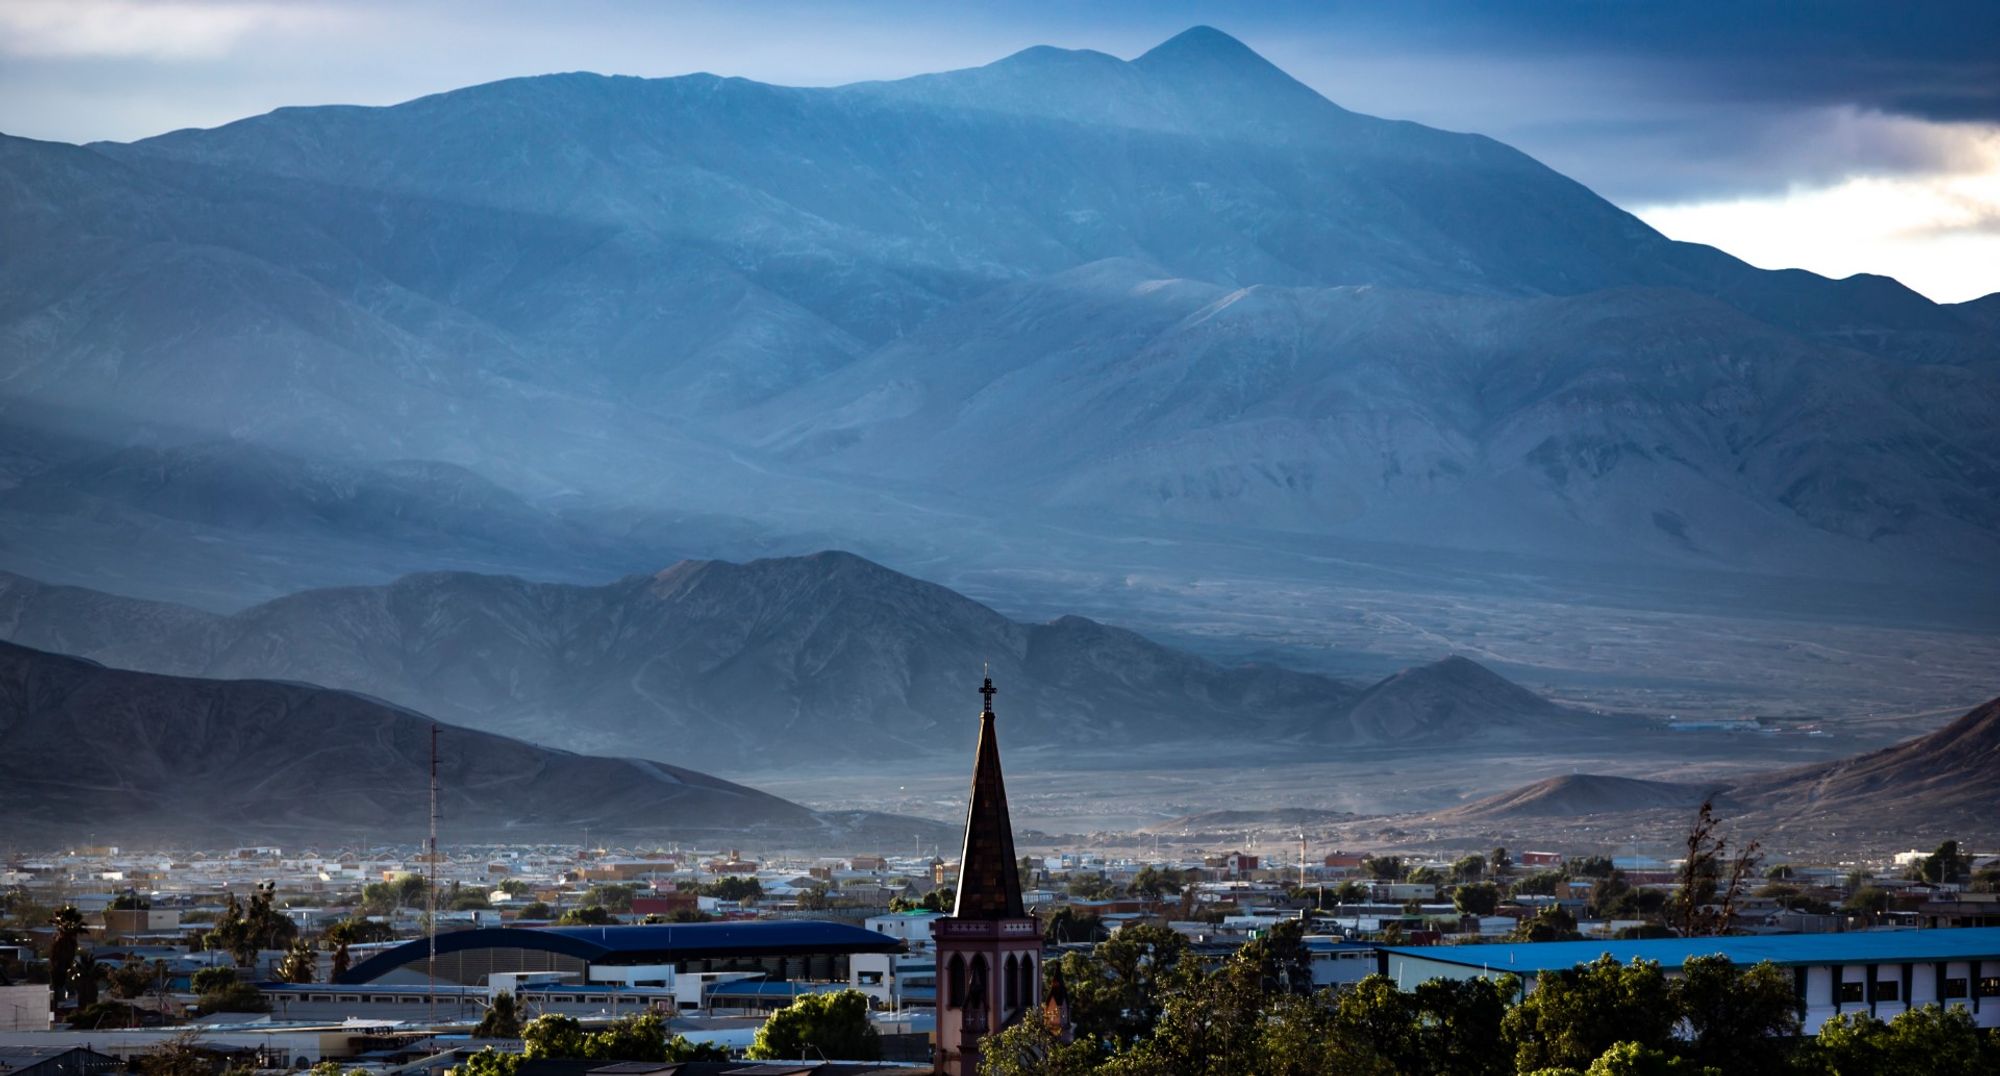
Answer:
[{"xmin": 952, "ymin": 674, "xmax": 1025, "ymax": 920}]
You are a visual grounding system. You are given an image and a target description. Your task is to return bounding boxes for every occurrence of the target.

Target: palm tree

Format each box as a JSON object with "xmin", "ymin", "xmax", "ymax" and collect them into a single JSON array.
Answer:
[
  {"xmin": 275, "ymin": 941, "xmax": 316, "ymax": 984},
  {"xmin": 47, "ymin": 906, "xmax": 87, "ymax": 1007},
  {"xmin": 75, "ymin": 956, "xmax": 105, "ymax": 1008}
]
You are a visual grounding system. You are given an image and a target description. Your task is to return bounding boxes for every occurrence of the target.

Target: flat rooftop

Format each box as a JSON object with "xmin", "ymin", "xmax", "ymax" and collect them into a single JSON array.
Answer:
[{"xmin": 1383, "ymin": 926, "xmax": 2000, "ymax": 974}]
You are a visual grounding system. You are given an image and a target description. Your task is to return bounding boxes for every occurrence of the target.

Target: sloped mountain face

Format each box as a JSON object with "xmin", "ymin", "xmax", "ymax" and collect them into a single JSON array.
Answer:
[
  {"xmin": 1744, "ymin": 696, "xmax": 2000, "ymax": 833},
  {"xmin": 0, "ymin": 26, "xmax": 1993, "ymax": 598},
  {"xmin": 0, "ymin": 640, "xmax": 862, "ymax": 846},
  {"xmin": 1334, "ymin": 655, "xmax": 1600, "ymax": 742},
  {"xmin": 1437, "ymin": 774, "xmax": 1731, "ymax": 821},
  {"xmin": 0, "ymin": 553, "xmax": 1376, "ymax": 769}
]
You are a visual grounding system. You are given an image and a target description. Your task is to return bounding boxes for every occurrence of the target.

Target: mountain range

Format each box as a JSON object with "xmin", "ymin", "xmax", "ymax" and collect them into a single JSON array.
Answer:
[
  {"xmin": 0, "ymin": 551, "xmax": 1613, "ymax": 770},
  {"xmin": 1, "ymin": 26, "xmax": 1996, "ymax": 613},
  {"xmin": 0, "ymin": 640, "xmax": 949, "ymax": 847}
]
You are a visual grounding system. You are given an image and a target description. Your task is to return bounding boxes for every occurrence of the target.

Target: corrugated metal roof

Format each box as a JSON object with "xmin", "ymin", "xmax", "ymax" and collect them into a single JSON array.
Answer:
[
  {"xmin": 1384, "ymin": 926, "xmax": 2000, "ymax": 973},
  {"xmin": 338, "ymin": 922, "xmax": 902, "ymax": 984}
]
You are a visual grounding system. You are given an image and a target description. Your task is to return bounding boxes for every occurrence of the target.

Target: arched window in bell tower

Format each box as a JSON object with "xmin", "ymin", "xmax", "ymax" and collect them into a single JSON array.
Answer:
[
  {"xmin": 1021, "ymin": 953, "xmax": 1036, "ymax": 1006},
  {"xmin": 1004, "ymin": 954, "xmax": 1019, "ymax": 1014},
  {"xmin": 947, "ymin": 953, "xmax": 966, "ymax": 1009}
]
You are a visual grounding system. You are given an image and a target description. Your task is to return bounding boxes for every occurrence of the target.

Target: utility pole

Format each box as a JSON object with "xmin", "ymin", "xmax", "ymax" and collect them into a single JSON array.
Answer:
[{"xmin": 428, "ymin": 723, "xmax": 440, "ymax": 1026}]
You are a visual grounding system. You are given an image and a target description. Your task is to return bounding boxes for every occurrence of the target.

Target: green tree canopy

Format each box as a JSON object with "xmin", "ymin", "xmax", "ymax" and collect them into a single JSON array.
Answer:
[
  {"xmin": 746, "ymin": 989, "xmax": 880, "ymax": 1061},
  {"xmin": 473, "ymin": 991, "xmax": 521, "ymax": 1039},
  {"xmin": 1454, "ymin": 881, "xmax": 1501, "ymax": 916},
  {"xmin": 1501, "ymin": 956, "xmax": 1677, "ymax": 1072},
  {"xmin": 703, "ymin": 876, "xmax": 763, "ymax": 902},
  {"xmin": 1670, "ymin": 955, "xmax": 1803, "ymax": 1072}
]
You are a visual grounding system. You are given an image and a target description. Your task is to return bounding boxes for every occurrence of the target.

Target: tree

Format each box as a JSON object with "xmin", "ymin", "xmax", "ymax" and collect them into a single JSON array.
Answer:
[
  {"xmin": 1405, "ymin": 865, "xmax": 1448, "ymax": 886},
  {"xmin": 1803, "ymin": 1004, "xmax": 1990, "ymax": 1075},
  {"xmin": 1330, "ymin": 975, "xmax": 1425, "ymax": 1073},
  {"xmin": 976, "ymin": 1011, "xmax": 1102, "ymax": 1076},
  {"xmin": 1670, "ymin": 956, "xmax": 1802, "ymax": 1072},
  {"xmin": 1490, "ymin": 847, "xmax": 1513, "ymax": 878},
  {"xmin": 746, "ymin": 989, "xmax": 880, "ymax": 1061},
  {"xmin": 522, "ymin": 1014, "xmax": 589, "ymax": 1059},
  {"xmin": 1511, "ymin": 905, "xmax": 1582, "ymax": 942},
  {"xmin": 1670, "ymin": 798, "xmax": 1759, "ymax": 936},
  {"xmin": 74, "ymin": 956, "xmax": 104, "ymax": 1008},
  {"xmin": 556, "ymin": 906, "xmax": 615, "ymax": 925},
  {"xmin": 1410, "ymin": 976, "xmax": 1513, "ymax": 1076},
  {"xmin": 889, "ymin": 888, "xmax": 950, "ymax": 913},
  {"xmin": 47, "ymin": 905, "xmax": 86, "ymax": 1006},
  {"xmin": 1328, "ymin": 880, "xmax": 1370, "ymax": 905},
  {"xmin": 67, "ymin": 1000, "xmax": 139, "ymax": 1030},
  {"xmin": 1452, "ymin": 854, "xmax": 1487, "ymax": 883},
  {"xmin": 109, "ymin": 958, "xmax": 164, "ymax": 1000},
  {"xmin": 1363, "ymin": 856, "xmax": 1404, "ymax": 881},
  {"xmin": 1100, "ymin": 957, "xmax": 1268, "ymax": 1075},
  {"xmin": 1066, "ymin": 874, "xmax": 1115, "ymax": 900},
  {"xmin": 1501, "ymin": 955, "xmax": 1676, "ymax": 1072},
  {"xmin": 447, "ymin": 1049, "xmax": 521, "ymax": 1076},
  {"xmin": 1511, "ymin": 870, "xmax": 1566, "ymax": 897},
  {"xmin": 1237, "ymin": 919, "xmax": 1312, "ymax": 997},
  {"xmin": 1915, "ymin": 840, "xmax": 1970, "ymax": 886},
  {"xmin": 797, "ymin": 884, "xmax": 832, "ymax": 911},
  {"xmin": 474, "ymin": 991, "xmax": 522, "ymax": 1038},
  {"xmin": 1042, "ymin": 907, "xmax": 1106, "ymax": 945},
  {"xmin": 197, "ymin": 979, "xmax": 269, "ymax": 1013},
  {"xmin": 140, "ymin": 1030, "xmax": 215, "ymax": 1076},
  {"xmin": 1086, "ymin": 923, "xmax": 1191, "ymax": 1046},
  {"xmin": 276, "ymin": 940, "xmax": 316, "ymax": 983},
  {"xmin": 1581, "ymin": 1040, "xmax": 1707, "ymax": 1075},
  {"xmin": 515, "ymin": 901, "xmax": 554, "ymax": 920},
  {"xmin": 702, "ymin": 876, "xmax": 763, "ymax": 902},
  {"xmin": 1132, "ymin": 865, "xmax": 1184, "ymax": 899},
  {"xmin": 1454, "ymin": 882, "xmax": 1501, "ymax": 916},
  {"xmin": 191, "ymin": 967, "xmax": 236, "ymax": 995},
  {"xmin": 1842, "ymin": 886, "xmax": 1891, "ymax": 917},
  {"xmin": 1568, "ymin": 855, "xmax": 1616, "ymax": 879},
  {"xmin": 582, "ymin": 884, "xmax": 636, "ymax": 911}
]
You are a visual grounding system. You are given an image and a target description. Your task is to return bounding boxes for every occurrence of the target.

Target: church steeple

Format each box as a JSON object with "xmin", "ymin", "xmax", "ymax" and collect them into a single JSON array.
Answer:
[
  {"xmin": 934, "ymin": 672, "xmax": 1042, "ymax": 1076},
  {"xmin": 952, "ymin": 675, "xmax": 1025, "ymax": 920}
]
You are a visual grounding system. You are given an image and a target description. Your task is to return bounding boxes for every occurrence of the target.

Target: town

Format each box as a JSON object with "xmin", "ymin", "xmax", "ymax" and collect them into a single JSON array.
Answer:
[{"xmin": 4, "ymin": 683, "xmax": 1998, "ymax": 1074}]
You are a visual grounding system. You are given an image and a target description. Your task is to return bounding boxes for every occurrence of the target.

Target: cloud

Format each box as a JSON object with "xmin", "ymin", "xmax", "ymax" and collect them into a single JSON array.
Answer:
[
  {"xmin": 0, "ymin": 0, "xmax": 337, "ymax": 61},
  {"xmin": 1635, "ymin": 123, "xmax": 2000, "ymax": 303}
]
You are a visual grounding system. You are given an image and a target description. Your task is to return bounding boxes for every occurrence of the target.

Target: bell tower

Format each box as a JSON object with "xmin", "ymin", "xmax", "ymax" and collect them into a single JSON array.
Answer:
[{"xmin": 933, "ymin": 675, "xmax": 1042, "ymax": 1076}]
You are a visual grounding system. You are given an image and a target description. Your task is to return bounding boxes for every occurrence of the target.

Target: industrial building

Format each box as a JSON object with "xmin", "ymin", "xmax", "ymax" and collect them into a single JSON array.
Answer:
[{"xmin": 1380, "ymin": 927, "xmax": 2000, "ymax": 1032}]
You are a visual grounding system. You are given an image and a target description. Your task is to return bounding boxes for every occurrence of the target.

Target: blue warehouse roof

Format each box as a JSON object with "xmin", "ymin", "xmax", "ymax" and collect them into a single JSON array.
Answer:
[
  {"xmin": 338, "ymin": 922, "xmax": 903, "ymax": 984},
  {"xmin": 1383, "ymin": 926, "xmax": 2000, "ymax": 975}
]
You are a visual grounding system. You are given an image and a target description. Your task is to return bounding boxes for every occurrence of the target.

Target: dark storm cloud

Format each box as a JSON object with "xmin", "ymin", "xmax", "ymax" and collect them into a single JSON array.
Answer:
[{"xmin": 1323, "ymin": 0, "xmax": 2000, "ymax": 123}]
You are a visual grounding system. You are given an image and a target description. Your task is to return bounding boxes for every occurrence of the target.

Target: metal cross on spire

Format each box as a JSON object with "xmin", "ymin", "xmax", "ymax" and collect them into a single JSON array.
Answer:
[{"xmin": 979, "ymin": 664, "xmax": 996, "ymax": 712}]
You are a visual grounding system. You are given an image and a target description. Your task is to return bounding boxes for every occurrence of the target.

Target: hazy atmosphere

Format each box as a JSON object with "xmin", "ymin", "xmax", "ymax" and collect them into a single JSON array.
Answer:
[{"xmin": 3, "ymin": 3, "xmax": 1998, "ymax": 1071}]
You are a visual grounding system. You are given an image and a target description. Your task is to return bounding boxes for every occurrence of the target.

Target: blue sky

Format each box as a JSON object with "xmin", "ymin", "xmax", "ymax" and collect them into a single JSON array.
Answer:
[{"xmin": 5, "ymin": 0, "xmax": 1996, "ymax": 301}]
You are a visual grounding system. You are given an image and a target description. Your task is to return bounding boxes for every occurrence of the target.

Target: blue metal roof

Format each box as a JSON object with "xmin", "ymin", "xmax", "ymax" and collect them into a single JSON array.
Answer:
[
  {"xmin": 1383, "ymin": 927, "xmax": 2000, "ymax": 974},
  {"xmin": 337, "ymin": 922, "xmax": 903, "ymax": 984}
]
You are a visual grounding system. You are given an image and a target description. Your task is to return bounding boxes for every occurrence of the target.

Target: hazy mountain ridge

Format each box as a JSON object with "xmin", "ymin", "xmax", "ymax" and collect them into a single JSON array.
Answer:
[
  {"xmin": 1436, "ymin": 774, "xmax": 1735, "ymax": 821},
  {"xmin": 0, "ymin": 27, "xmax": 1992, "ymax": 601},
  {"xmin": 1428, "ymin": 694, "xmax": 2000, "ymax": 839},
  {"xmin": 0, "ymin": 553, "xmax": 1618, "ymax": 770},
  {"xmin": 0, "ymin": 640, "xmax": 954, "ymax": 847}
]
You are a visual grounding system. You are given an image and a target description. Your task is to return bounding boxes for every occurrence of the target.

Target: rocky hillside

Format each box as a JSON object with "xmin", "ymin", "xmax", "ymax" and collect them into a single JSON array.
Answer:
[
  {"xmin": 1435, "ymin": 774, "xmax": 1733, "ymax": 821},
  {"xmin": 1743, "ymin": 695, "xmax": 2000, "ymax": 835},
  {"xmin": 0, "ymin": 641, "xmax": 949, "ymax": 847},
  {"xmin": 1415, "ymin": 694, "xmax": 2000, "ymax": 839}
]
